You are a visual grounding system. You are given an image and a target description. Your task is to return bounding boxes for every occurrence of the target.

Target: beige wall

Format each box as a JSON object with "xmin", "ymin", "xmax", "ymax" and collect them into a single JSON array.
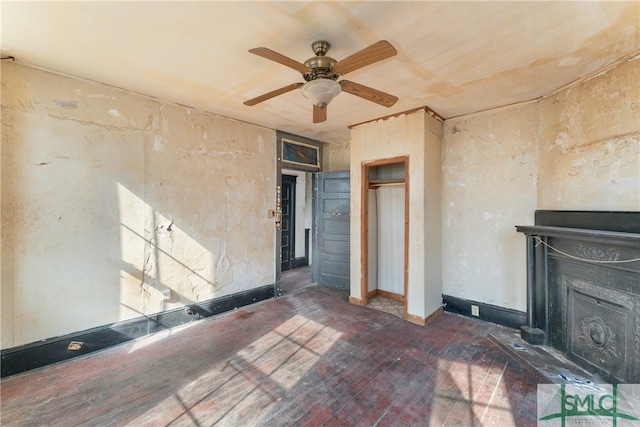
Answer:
[
  {"xmin": 1, "ymin": 63, "xmax": 277, "ymax": 348},
  {"xmin": 538, "ymin": 58, "xmax": 640, "ymax": 210},
  {"xmin": 2, "ymin": 54, "xmax": 636, "ymax": 347},
  {"xmin": 423, "ymin": 115, "xmax": 443, "ymax": 317},
  {"xmin": 323, "ymin": 139, "xmax": 350, "ymax": 172},
  {"xmin": 442, "ymin": 57, "xmax": 639, "ymax": 312},
  {"xmin": 350, "ymin": 111, "xmax": 443, "ymax": 321},
  {"xmin": 442, "ymin": 104, "xmax": 538, "ymax": 311}
]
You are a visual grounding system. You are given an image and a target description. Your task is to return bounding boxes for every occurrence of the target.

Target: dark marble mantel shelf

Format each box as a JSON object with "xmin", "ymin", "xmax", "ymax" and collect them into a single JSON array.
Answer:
[{"xmin": 515, "ymin": 225, "xmax": 640, "ymax": 245}]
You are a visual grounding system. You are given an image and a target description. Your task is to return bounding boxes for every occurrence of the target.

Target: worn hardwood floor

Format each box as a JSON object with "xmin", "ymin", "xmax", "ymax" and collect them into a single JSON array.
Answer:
[
  {"xmin": 1, "ymin": 284, "xmax": 539, "ymax": 426},
  {"xmin": 280, "ymin": 265, "xmax": 313, "ymax": 294}
]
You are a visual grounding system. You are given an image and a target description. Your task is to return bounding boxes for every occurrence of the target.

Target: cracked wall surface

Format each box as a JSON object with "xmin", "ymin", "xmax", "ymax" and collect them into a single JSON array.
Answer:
[
  {"xmin": 1, "ymin": 54, "xmax": 636, "ymax": 347},
  {"xmin": 323, "ymin": 140, "xmax": 350, "ymax": 172},
  {"xmin": 1, "ymin": 63, "xmax": 276, "ymax": 348},
  {"xmin": 442, "ymin": 57, "xmax": 639, "ymax": 312},
  {"xmin": 538, "ymin": 58, "xmax": 640, "ymax": 210},
  {"xmin": 443, "ymin": 104, "xmax": 538, "ymax": 312}
]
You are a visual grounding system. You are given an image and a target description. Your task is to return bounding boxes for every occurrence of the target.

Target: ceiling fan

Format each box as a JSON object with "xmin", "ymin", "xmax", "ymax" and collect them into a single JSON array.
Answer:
[{"xmin": 244, "ymin": 40, "xmax": 398, "ymax": 123}]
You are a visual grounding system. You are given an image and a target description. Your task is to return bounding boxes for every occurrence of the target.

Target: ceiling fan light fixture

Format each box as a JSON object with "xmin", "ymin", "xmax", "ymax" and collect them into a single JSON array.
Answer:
[{"xmin": 301, "ymin": 79, "xmax": 341, "ymax": 107}]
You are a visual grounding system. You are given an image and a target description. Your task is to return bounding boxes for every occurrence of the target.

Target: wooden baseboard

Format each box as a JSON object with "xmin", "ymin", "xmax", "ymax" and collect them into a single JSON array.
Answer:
[
  {"xmin": 377, "ymin": 289, "xmax": 404, "ymax": 302},
  {"xmin": 349, "ymin": 296, "xmax": 364, "ymax": 306},
  {"xmin": 405, "ymin": 306, "xmax": 443, "ymax": 326},
  {"xmin": 367, "ymin": 289, "xmax": 404, "ymax": 302},
  {"xmin": 425, "ymin": 307, "xmax": 443, "ymax": 324}
]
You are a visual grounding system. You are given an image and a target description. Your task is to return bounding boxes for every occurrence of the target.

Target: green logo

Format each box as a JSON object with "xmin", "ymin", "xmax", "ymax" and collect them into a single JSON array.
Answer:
[{"xmin": 538, "ymin": 384, "xmax": 640, "ymax": 426}]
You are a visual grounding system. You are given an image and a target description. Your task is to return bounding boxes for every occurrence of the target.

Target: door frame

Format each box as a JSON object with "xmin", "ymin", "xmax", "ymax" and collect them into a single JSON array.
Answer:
[
  {"xmin": 360, "ymin": 156, "xmax": 409, "ymax": 319},
  {"xmin": 275, "ymin": 131, "xmax": 324, "ymax": 294}
]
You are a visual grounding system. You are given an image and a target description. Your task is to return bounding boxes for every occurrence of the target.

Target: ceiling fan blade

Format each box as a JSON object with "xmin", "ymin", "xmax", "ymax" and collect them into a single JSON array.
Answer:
[
  {"xmin": 313, "ymin": 104, "xmax": 327, "ymax": 123},
  {"xmin": 339, "ymin": 80, "xmax": 398, "ymax": 107},
  {"xmin": 332, "ymin": 40, "xmax": 397, "ymax": 75},
  {"xmin": 249, "ymin": 47, "xmax": 311, "ymax": 73},
  {"xmin": 244, "ymin": 83, "xmax": 303, "ymax": 106}
]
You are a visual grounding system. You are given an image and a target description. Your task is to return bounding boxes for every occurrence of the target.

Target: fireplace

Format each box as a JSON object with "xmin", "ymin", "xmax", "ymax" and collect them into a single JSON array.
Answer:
[{"xmin": 516, "ymin": 211, "xmax": 640, "ymax": 383}]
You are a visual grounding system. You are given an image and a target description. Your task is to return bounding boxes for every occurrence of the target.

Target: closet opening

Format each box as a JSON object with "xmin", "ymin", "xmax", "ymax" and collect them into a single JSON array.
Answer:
[{"xmin": 361, "ymin": 156, "xmax": 409, "ymax": 319}]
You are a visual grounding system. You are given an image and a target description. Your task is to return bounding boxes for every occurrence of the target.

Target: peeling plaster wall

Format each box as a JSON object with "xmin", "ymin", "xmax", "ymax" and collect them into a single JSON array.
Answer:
[
  {"xmin": 442, "ymin": 104, "xmax": 538, "ymax": 312},
  {"xmin": 323, "ymin": 140, "xmax": 350, "ymax": 172},
  {"xmin": 1, "ymin": 63, "xmax": 276, "ymax": 348},
  {"xmin": 538, "ymin": 58, "xmax": 640, "ymax": 210},
  {"xmin": 441, "ymin": 57, "xmax": 639, "ymax": 313},
  {"xmin": 350, "ymin": 111, "xmax": 443, "ymax": 320}
]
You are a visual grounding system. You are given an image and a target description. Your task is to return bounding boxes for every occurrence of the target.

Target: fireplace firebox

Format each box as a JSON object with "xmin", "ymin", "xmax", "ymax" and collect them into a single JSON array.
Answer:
[{"xmin": 516, "ymin": 211, "xmax": 640, "ymax": 383}]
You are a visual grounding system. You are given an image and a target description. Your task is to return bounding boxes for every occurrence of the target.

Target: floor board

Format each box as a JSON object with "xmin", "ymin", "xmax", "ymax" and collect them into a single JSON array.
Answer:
[
  {"xmin": 1, "ymin": 285, "xmax": 539, "ymax": 426},
  {"xmin": 280, "ymin": 265, "xmax": 313, "ymax": 294}
]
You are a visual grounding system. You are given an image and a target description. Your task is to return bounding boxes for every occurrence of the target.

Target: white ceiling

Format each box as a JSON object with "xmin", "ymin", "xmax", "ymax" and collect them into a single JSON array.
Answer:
[{"xmin": 2, "ymin": 1, "xmax": 639, "ymax": 143}]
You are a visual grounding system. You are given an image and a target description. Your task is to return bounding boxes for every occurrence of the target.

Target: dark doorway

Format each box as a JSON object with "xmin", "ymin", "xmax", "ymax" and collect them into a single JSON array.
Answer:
[{"xmin": 280, "ymin": 174, "xmax": 296, "ymax": 272}]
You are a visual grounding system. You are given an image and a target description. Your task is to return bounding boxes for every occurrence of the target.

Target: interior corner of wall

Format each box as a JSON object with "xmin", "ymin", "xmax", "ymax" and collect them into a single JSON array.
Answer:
[{"xmin": 424, "ymin": 112, "xmax": 444, "ymax": 139}]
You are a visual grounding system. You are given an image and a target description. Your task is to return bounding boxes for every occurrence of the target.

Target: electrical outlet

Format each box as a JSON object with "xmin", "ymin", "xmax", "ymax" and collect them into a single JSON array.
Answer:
[{"xmin": 471, "ymin": 305, "xmax": 480, "ymax": 317}]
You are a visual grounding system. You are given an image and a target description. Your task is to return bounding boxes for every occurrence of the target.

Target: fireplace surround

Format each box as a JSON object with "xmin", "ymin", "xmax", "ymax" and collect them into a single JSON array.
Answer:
[{"xmin": 516, "ymin": 211, "xmax": 640, "ymax": 383}]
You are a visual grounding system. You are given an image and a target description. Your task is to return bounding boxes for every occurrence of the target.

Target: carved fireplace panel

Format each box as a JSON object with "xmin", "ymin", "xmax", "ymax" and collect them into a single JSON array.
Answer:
[
  {"xmin": 548, "ymin": 245, "xmax": 640, "ymax": 384},
  {"xmin": 517, "ymin": 211, "xmax": 640, "ymax": 384},
  {"xmin": 566, "ymin": 277, "xmax": 639, "ymax": 383}
]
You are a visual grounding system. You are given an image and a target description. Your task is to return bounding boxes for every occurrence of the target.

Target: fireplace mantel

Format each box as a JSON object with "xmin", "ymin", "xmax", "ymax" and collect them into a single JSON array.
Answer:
[
  {"xmin": 516, "ymin": 225, "xmax": 640, "ymax": 245},
  {"xmin": 516, "ymin": 213, "xmax": 640, "ymax": 383}
]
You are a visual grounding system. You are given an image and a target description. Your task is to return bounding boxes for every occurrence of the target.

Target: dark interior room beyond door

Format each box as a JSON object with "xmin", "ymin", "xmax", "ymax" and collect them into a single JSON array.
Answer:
[{"xmin": 280, "ymin": 174, "xmax": 296, "ymax": 272}]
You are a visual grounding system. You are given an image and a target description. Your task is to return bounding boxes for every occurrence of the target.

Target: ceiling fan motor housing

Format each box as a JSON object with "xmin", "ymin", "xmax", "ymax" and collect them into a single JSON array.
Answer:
[
  {"xmin": 303, "ymin": 58, "xmax": 338, "ymax": 81},
  {"xmin": 304, "ymin": 40, "xmax": 338, "ymax": 82}
]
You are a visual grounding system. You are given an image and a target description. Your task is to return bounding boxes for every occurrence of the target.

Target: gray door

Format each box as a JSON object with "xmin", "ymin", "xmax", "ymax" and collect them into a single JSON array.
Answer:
[{"xmin": 313, "ymin": 171, "xmax": 350, "ymax": 289}]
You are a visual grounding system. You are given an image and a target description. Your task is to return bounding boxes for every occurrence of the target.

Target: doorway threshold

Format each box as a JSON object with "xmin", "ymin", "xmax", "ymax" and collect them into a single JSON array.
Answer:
[
  {"xmin": 280, "ymin": 265, "xmax": 312, "ymax": 294},
  {"xmin": 367, "ymin": 295, "xmax": 403, "ymax": 319}
]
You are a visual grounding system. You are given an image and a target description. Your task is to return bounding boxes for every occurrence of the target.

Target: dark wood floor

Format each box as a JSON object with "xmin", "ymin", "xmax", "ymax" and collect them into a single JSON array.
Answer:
[
  {"xmin": 280, "ymin": 265, "xmax": 313, "ymax": 294},
  {"xmin": 1, "ymin": 284, "xmax": 539, "ymax": 426}
]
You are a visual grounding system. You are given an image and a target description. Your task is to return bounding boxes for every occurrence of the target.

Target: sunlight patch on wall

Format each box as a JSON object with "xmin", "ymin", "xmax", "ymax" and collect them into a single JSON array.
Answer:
[
  {"xmin": 117, "ymin": 182, "xmax": 149, "ymax": 319},
  {"xmin": 117, "ymin": 183, "xmax": 215, "ymax": 318}
]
